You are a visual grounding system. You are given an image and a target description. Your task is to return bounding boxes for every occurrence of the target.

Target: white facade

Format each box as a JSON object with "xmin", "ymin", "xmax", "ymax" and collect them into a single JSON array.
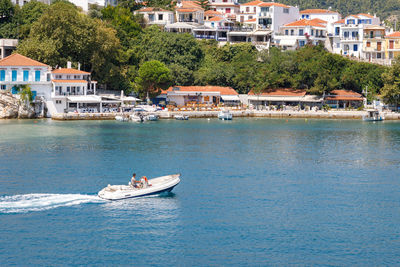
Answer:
[
  {"xmin": 136, "ymin": 8, "xmax": 175, "ymax": 26},
  {"xmin": 299, "ymin": 9, "xmax": 341, "ymax": 35},
  {"xmin": 0, "ymin": 54, "xmax": 52, "ymax": 100},
  {"xmin": 237, "ymin": 1, "xmax": 299, "ymax": 32},
  {"xmin": 209, "ymin": 0, "xmax": 239, "ymax": 19},
  {"xmin": 332, "ymin": 14, "xmax": 381, "ymax": 58}
]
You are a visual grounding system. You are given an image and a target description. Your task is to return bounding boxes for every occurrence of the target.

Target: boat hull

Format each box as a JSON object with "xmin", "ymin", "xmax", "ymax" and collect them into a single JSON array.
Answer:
[{"xmin": 98, "ymin": 174, "xmax": 180, "ymax": 200}]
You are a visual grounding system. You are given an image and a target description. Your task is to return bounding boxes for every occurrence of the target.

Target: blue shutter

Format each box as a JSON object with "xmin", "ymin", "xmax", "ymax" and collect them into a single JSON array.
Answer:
[
  {"xmin": 23, "ymin": 70, "xmax": 29, "ymax": 81},
  {"xmin": 12, "ymin": 70, "xmax": 17, "ymax": 81},
  {"xmin": 35, "ymin": 70, "xmax": 40, "ymax": 82},
  {"xmin": 0, "ymin": 70, "xmax": 5, "ymax": 81}
]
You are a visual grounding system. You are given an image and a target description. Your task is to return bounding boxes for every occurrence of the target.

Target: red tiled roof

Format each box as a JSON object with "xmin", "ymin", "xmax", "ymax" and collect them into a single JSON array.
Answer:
[
  {"xmin": 138, "ymin": 7, "xmax": 170, "ymax": 12},
  {"xmin": 207, "ymin": 16, "xmax": 224, "ymax": 21},
  {"xmin": 177, "ymin": 1, "xmax": 203, "ymax": 10},
  {"xmin": 386, "ymin": 32, "xmax": 400, "ymax": 38},
  {"xmin": 245, "ymin": 18, "xmax": 256, "ymax": 22},
  {"xmin": 248, "ymin": 88, "xmax": 306, "ymax": 96},
  {"xmin": 357, "ymin": 13, "xmax": 374, "ymax": 18},
  {"xmin": 177, "ymin": 8, "xmax": 197, "ymax": 12},
  {"xmin": 333, "ymin": 19, "xmax": 345, "ymax": 24},
  {"xmin": 204, "ymin": 10, "xmax": 223, "ymax": 15},
  {"xmin": 164, "ymin": 86, "xmax": 238, "ymax": 95},
  {"xmin": 0, "ymin": 53, "xmax": 49, "ymax": 67},
  {"xmin": 241, "ymin": 0, "xmax": 288, "ymax": 7},
  {"xmin": 52, "ymin": 68, "xmax": 90, "ymax": 75},
  {"xmin": 325, "ymin": 90, "xmax": 363, "ymax": 101},
  {"xmin": 300, "ymin": 9, "xmax": 337, "ymax": 14},
  {"xmin": 52, "ymin": 79, "xmax": 88, "ymax": 83},
  {"xmin": 284, "ymin": 19, "xmax": 326, "ymax": 27}
]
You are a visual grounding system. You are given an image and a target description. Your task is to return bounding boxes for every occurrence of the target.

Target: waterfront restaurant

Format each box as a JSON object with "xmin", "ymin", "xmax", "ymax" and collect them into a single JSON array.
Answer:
[
  {"xmin": 324, "ymin": 89, "xmax": 364, "ymax": 108},
  {"xmin": 247, "ymin": 88, "xmax": 323, "ymax": 108},
  {"xmin": 162, "ymin": 85, "xmax": 240, "ymax": 106}
]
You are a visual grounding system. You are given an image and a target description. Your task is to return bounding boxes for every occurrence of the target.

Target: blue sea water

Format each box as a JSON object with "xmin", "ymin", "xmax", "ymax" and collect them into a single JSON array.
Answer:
[{"xmin": 1, "ymin": 118, "xmax": 400, "ymax": 266}]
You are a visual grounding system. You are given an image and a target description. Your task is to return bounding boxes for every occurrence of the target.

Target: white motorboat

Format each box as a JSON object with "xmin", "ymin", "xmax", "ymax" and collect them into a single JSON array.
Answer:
[
  {"xmin": 174, "ymin": 114, "xmax": 189, "ymax": 120},
  {"xmin": 98, "ymin": 174, "xmax": 181, "ymax": 200},
  {"xmin": 218, "ymin": 110, "xmax": 232, "ymax": 120},
  {"xmin": 115, "ymin": 115, "xmax": 129, "ymax": 122},
  {"xmin": 362, "ymin": 109, "xmax": 384, "ymax": 121},
  {"xmin": 130, "ymin": 113, "xmax": 145, "ymax": 122},
  {"xmin": 146, "ymin": 114, "xmax": 159, "ymax": 121}
]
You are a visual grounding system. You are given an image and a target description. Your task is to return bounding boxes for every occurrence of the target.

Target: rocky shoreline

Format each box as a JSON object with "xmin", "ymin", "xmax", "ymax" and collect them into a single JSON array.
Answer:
[{"xmin": 0, "ymin": 92, "xmax": 36, "ymax": 119}]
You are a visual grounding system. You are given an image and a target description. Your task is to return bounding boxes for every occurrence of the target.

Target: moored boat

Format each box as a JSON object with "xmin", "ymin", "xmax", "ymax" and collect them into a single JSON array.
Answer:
[
  {"xmin": 98, "ymin": 174, "xmax": 181, "ymax": 200},
  {"xmin": 174, "ymin": 114, "xmax": 189, "ymax": 120},
  {"xmin": 218, "ymin": 110, "xmax": 232, "ymax": 120},
  {"xmin": 362, "ymin": 109, "xmax": 384, "ymax": 121},
  {"xmin": 146, "ymin": 114, "xmax": 159, "ymax": 121}
]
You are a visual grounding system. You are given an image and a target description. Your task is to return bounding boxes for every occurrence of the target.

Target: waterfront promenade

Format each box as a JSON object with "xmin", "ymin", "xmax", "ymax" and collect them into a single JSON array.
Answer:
[{"xmin": 51, "ymin": 109, "xmax": 400, "ymax": 120}]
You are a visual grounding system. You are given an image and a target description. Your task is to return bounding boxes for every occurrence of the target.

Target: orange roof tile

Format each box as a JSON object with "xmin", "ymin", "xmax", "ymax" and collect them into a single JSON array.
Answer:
[
  {"xmin": 244, "ymin": 18, "xmax": 256, "ymax": 22},
  {"xmin": 52, "ymin": 79, "xmax": 88, "ymax": 83},
  {"xmin": 357, "ymin": 13, "xmax": 374, "ymax": 18},
  {"xmin": 165, "ymin": 86, "xmax": 238, "ymax": 95},
  {"xmin": 386, "ymin": 31, "xmax": 400, "ymax": 38},
  {"xmin": 258, "ymin": 2, "xmax": 289, "ymax": 7},
  {"xmin": 333, "ymin": 19, "xmax": 345, "ymax": 24},
  {"xmin": 248, "ymin": 88, "xmax": 306, "ymax": 96},
  {"xmin": 204, "ymin": 10, "xmax": 223, "ymax": 15},
  {"xmin": 52, "ymin": 68, "xmax": 90, "ymax": 75},
  {"xmin": 178, "ymin": 0, "xmax": 202, "ymax": 10},
  {"xmin": 284, "ymin": 19, "xmax": 325, "ymax": 27},
  {"xmin": 207, "ymin": 16, "xmax": 224, "ymax": 21},
  {"xmin": 177, "ymin": 8, "xmax": 197, "ymax": 12},
  {"xmin": 241, "ymin": 0, "xmax": 263, "ymax": 6},
  {"xmin": 300, "ymin": 9, "xmax": 337, "ymax": 14},
  {"xmin": 326, "ymin": 90, "xmax": 363, "ymax": 101},
  {"xmin": 138, "ymin": 7, "xmax": 170, "ymax": 12},
  {"xmin": 0, "ymin": 53, "xmax": 49, "ymax": 67}
]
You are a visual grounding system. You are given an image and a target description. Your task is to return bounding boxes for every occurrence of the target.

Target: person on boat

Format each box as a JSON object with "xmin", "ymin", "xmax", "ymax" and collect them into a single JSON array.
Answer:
[
  {"xmin": 140, "ymin": 176, "xmax": 151, "ymax": 188},
  {"xmin": 131, "ymin": 173, "xmax": 141, "ymax": 188}
]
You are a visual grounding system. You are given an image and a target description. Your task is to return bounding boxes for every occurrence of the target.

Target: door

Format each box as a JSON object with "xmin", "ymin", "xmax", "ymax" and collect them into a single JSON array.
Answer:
[
  {"xmin": 390, "ymin": 40, "xmax": 394, "ymax": 49},
  {"xmin": 377, "ymin": 42, "xmax": 381, "ymax": 51}
]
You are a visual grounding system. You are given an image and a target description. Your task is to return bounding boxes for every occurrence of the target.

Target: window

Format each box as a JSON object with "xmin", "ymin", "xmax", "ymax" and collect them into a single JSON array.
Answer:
[
  {"xmin": 47, "ymin": 74, "xmax": 51, "ymax": 81},
  {"xmin": 35, "ymin": 70, "xmax": 40, "ymax": 82},
  {"xmin": 0, "ymin": 70, "xmax": 5, "ymax": 81},
  {"xmin": 299, "ymin": 29, "xmax": 304, "ymax": 35},
  {"xmin": 347, "ymin": 19, "xmax": 355, "ymax": 24},
  {"xmin": 1, "ymin": 85, "xmax": 6, "ymax": 90},
  {"xmin": 353, "ymin": 44, "xmax": 358, "ymax": 51},
  {"xmin": 336, "ymin": 43, "xmax": 340, "ymax": 48},
  {"xmin": 158, "ymin": 14, "xmax": 163, "ymax": 20},
  {"xmin": 344, "ymin": 31, "xmax": 349, "ymax": 38},
  {"xmin": 335, "ymin": 27, "xmax": 340, "ymax": 36},
  {"xmin": 12, "ymin": 70, "xmax": 17, "ymax": 82},
  {"xmin": 246, "ymin": 7, "xmax": 249, "ymax": 12},
  {"xmin": 311, "ymin": 29, "xmax": 314, "ymax": 36},
  {"xmin": 351, "ymin": 31, "xmax": 357, "ymax": 38},
  {"xmin": 283, "ymin": 8, "xmax": 289, "ymax": 14},
  {"xmin": 77, "ymin": 86, "xmax": 80, "ymax": 93},
  {"xmin": 366, "ymin": 42, "xmax": 371, "ymax": 47},
  {"xmin": 299, "ymin": 40, "xmax": 305, "ymax": 47},
  {"xmin": 149, "ymin": 14, "xmax": 154, "ymax": 21},
  {"xmin": 66, "ymin": 75, "xmax": 71, "ymax": 79},
  {"xmin": 261, "ymin": 7, "xmax": 269, "ymax": 12},
  {"xmin": 290, "ymin": 29, "xmax": 294, "ymax": 36},
  {"xmin": 226, "ymin": 8, "xmax": 230, "ymax": 13},
  {"xmin": 67, "ymin": 86, "xmax": 70, "ymax": 93},
  {"xmin": 248, "ymin": 16, "xmax": 252, "ymax": 20},
  {"xmin": 56, "ymin": 100, "xmax": 62, "ymax": 104},
  {"xmin": 56, "ymin": 75, "xmax": 62, "ymax": 79},
  {"xmin": 377, "ymin": 53, "xmax": 382, "ymax": 59},
  {"xmin": 74, "ymin": 75, "xmax": 79, "ymax": 79},
  {"xmin": 23, "ymin": 70, "xmax": 29, "ymax": 81},
  {"xmin": 253, "ymin": 7, "xmax": 256, "ymax": 12},
  {"xmin": 285, "ymin": 29, "xmax": 288, "ymax": 35}
]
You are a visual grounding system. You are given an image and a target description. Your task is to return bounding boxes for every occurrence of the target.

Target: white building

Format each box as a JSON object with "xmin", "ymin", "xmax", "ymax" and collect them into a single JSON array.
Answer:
[
  {"xmin": 299, "ymin": 9, "xmax": 341, "ymax": 35},
  {"xmin": 275, "ymin": 18, "xmax": 327, "ymax": 50},
  {"xmin": 208, "ymin": 0, "xmax": 239, "ymax": 20},
  {"xmin": 51, "ymin": 65, "xmax": 98, "ymax": 114},
  {"xmin": 331, "ymin": 13, "xmax": 381, "ymax": 57},
  {"xmin": 237, "ymin": 1, "xmax": 299, "ymax": 32},
  {"xmin": 165, "ymin": 1, "xmax": 205, "ymax": 33},
  {"xmin": 136, "ymin": 7, "xmax": 175, "ymax": 26},
  {"xmin": 0, "ymin": 39, "xmax": 18, "ymax": 59},
  {"xmin": 0, "ymin": 53, "xmax": 52, "ymax": 100}
]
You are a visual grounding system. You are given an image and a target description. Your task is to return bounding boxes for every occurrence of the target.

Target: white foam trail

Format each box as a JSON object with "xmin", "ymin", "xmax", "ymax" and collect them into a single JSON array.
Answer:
[{"xmin": 0, "ymin": 193, "xmax": 105, "ymax": 214}]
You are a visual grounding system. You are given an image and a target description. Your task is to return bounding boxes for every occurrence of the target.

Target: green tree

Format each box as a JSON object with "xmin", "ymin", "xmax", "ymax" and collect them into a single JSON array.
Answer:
[
  {"xmin": 135, "ymin": 60, "xmax": 172, "ymax": 102},
  {"xmin": 198, "ymin": 0, "xmax": 210, "ymax": 10},
  {"xmin": 381, "ymin": 58, "xmax": 400, "ymax": 109},
  {"xmin": 17, "ymin": 0, "xmax": 49, "ymax": 39}
]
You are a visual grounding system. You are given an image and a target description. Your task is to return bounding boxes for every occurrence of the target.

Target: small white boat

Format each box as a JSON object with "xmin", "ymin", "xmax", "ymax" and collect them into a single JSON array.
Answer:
[
  {"xmin": 130, "ymin": 113, "xmax": 144, "ymax": 122},
  {"xmin": 98, "ymin": 174, "xmax": 181, "ymax": 200},
  {"xmin": 174, "ymin": 114, "xmax": 189, "ymax": 120},
  {"xmin": 146, "ymin": 114, "xmax": 159, "ymax": 121},
  {"xmin": 218, "ymin": 110, "xmax": 232, "ymax": 120},
  {"xmin": 115, "ymin": 115, "xmax": 129, "ymax": 122},
  {"xmin": 362, "ymin": 109, "xmax": 384, "ymax": 121}
]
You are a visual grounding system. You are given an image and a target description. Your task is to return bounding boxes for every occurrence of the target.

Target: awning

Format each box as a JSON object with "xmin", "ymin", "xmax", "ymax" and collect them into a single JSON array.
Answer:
[
  {"xmin": 278, "ymin": 39, "xmax": 297, "ymax": 46},
  {"xmin": 165, "ymin": 22, "xmax": 201, "ymax": 29},
  {"xmin": 248, "ymin": 96, "xmax": 305, "ymax": 102},
  {"xmin": 221, "ymin": 95, "xmax": 240, "ymax": 101},
  {"xmin": 122, "ymin": 96, "xmax": 141, "ymax": 101},
  {"xmin": 67, "ymin": 95, "xmax": 102, "ymax": 103}
]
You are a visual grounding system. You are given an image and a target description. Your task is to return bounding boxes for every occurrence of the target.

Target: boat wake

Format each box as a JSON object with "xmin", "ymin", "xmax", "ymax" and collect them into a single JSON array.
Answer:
[{"xmin": 0, "ymin": 193, "xmax": 105, "ymax": 214}]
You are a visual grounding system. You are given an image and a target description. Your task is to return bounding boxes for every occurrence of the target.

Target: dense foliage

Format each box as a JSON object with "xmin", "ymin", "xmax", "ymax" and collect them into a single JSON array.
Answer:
[{"xmin": 0, "ymin": 1, "xmax": 397, "ymax": 103}]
